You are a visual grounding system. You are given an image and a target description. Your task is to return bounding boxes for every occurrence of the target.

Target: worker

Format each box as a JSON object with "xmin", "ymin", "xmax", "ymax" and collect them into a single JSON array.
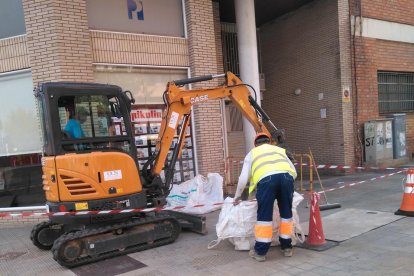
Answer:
[
  {"xmin": 64, "ymin": 108, "xmax": 86, "ymax": 138},
  {"xmin": 234, "ymin": 132, "xmax": 297, "ymax": 262}
]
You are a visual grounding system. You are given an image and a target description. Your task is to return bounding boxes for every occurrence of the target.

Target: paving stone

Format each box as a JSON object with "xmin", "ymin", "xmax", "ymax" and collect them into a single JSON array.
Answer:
[
  {"xmin": 266, "ymin": 271, "xmax": 292, "ymax": 276},
  {"xmin": 284, "ymin": 266, "xmax": 307, "ymax": 275},
  {"xmin": 1, "ymin": 166, "xmax": 414, "ymax": 275},
  {"xmin": 296, "ymin": 262, "xmax": 318, "ymax": 271},
  {"xmin": 308, "ymin": 266, "xmax": 339, "ymax": 276}
]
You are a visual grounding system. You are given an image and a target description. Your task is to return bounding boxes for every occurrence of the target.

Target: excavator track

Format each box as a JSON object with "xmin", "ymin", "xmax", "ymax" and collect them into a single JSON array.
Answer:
[
  {"xmin": 30, "ymin": 221, "xmax": 64, "ymax": 250},
  {"xmin": 51, "ymin": 213, "xmax": 181, "ymax": 268}
]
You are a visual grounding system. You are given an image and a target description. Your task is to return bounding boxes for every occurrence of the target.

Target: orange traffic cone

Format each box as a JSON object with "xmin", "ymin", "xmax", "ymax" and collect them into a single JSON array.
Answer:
[
  {"xmin": 297, "ymin": 192, "xmax": 338, "ymax": 251},
  {"xmin": 306, "ymin": 192, "xmax": 326, "ymax": 246},
  {"xmin": 395, "ymin": 169, "xmax": 414, "ymax": 217}
]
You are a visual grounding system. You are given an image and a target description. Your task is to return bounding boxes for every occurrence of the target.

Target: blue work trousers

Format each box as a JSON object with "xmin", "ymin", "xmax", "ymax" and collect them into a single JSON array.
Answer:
[{"xmin": 254, "ymin": 173, "xmax": 294, "ymax": 256}]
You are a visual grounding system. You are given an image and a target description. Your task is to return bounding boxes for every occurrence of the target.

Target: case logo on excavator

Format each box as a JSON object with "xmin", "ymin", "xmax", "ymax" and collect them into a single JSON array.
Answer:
[{"xmin": 190, "ymin": 95, "xmax": 209, "ymax": 104}]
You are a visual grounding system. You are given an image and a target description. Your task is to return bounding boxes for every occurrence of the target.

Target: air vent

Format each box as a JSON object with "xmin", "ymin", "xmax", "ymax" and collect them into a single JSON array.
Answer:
[{"xmin": 60, "ymin": 175, "xmax": 96, "ymax": 195}]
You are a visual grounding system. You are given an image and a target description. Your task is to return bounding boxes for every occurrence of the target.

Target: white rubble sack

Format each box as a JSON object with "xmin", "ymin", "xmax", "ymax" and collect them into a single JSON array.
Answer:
[
  {"xmin": 208, "ymin": 192, "xmax": 305, "ymax": 250},
  {"xmin": 166, "ymin": 173, "xmax": 224, "ymax": 215},
  {"xmin": 207, "ymin": 197, "xmax": 257, "ymax": 250}
]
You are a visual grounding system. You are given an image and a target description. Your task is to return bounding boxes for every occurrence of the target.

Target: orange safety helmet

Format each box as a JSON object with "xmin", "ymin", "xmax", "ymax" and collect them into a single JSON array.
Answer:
[{"xmin": 254, "ymin": 132, "xmax": 271, "ymax": 146}]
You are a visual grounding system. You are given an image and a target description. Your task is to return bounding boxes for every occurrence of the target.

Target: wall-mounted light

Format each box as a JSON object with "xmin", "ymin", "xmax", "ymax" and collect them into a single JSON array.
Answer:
[{"xmin": 293, "ymin": 88, "xmax": 302, "ymax": 96}]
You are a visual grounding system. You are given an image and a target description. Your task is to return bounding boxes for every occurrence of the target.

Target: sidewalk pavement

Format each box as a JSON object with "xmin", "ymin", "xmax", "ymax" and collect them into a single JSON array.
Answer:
[{"xmin": 1, "ymin": 164, "xmax": 414, "ymax": 276}]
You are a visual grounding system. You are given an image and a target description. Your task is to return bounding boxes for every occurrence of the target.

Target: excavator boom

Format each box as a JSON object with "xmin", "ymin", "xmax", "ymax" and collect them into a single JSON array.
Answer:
[{"xmin": 149, "ymin": 72, "xmax": 280, "ymax": 191}]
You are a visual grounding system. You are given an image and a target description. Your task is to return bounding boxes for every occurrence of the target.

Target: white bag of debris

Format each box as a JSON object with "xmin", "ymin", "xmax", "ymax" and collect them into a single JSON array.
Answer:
[
  {"xmin": 208, "ymin": 192, "xmax": 305, "ymax": 250},
  {"xmin": 207, "ymin": 197, "xmax": 257, "ymax": 250},
  {"xmin": 166, "ymin": 173, "xmax": 224, "ymax": 215}
]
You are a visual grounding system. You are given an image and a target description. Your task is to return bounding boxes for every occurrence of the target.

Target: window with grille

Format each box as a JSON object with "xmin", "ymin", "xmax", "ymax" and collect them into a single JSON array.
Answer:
[
  {"xmin": 378, "ymin": 71, "xmax": 414, "ymax": 114},
  {"xmin": 220, "ymin": 22, "xmax": 263, "ymax": 76},
  {"xmin": 225, "ymin": 102, "xmax": 243, "ymax": 132}
]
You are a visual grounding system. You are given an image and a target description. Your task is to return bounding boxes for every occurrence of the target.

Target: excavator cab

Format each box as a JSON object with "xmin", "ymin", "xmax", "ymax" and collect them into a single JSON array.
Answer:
[
  {"xmin": 37, "ymin": 82, "xmax": 136, "ymax": 158},
  {"xmin": 35, "ymin": 82, "xmax": 148, "ymax": 215}
]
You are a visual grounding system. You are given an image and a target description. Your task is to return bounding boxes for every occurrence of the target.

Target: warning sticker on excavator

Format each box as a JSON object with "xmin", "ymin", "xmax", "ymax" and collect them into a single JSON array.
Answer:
[
  {"xmin": 168, "ymin": 111, "xmax": 179, "ymax": 129},
  {"xmin": 75, "ymin": 202, "xmax": 89, "ymax": 211},
  {"xmin": 104, "ymin": 170, "xmax": 123, "ymax": 181}
]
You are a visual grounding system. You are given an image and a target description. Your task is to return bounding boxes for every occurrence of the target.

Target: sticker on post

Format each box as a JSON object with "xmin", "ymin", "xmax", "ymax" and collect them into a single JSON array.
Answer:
[
  {"xmin": 168, "ymin": 111, "xmax": 179, "ymax": 129},
  {"xmin": 103, "ymin": 170, "xmax": 123, "ymax": 181}
]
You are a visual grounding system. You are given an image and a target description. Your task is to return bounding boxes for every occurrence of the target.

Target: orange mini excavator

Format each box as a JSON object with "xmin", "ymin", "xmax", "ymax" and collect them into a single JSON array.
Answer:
[{"xmin": 31, "ymin": 72, "xmax": 282, "ymax": 267}]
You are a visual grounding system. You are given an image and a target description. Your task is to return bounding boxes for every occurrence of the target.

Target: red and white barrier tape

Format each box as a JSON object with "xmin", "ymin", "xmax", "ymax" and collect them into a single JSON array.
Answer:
[
  {"xmin": 315, "ymin": 169, "xmax": 407, "ymax": 194},
  {"xmin": 0, "ymin": 170, "xmax": 407, "ymax": 218},
  {"xmin": 0, "ymin": 203, "xmax": 226, "ymax": 218},
  {"xmin": 295, "ymin": 163, "xmax": 401, "ymax": 171}
]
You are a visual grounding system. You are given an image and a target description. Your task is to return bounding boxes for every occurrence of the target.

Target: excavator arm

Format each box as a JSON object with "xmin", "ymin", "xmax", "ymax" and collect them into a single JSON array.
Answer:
[{"xmin": 146, "ymin": 72, "xmax": 282, "ymax": 192}]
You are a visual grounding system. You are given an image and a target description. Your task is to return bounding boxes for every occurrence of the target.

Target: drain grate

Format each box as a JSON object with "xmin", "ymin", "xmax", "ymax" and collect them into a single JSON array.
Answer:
[{"xmin": 71, "ymin": 255, "xmax": 146, "ymax": 276}]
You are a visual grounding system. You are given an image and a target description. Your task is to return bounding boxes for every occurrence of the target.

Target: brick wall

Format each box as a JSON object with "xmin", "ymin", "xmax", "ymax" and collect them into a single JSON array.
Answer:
[
  {"xmin": 352, "ymin": 38, "xmax": 414, "ymax": 160},
  {"xmin": 90, "ymin": 31, "xmax": 189, "ymax": 67},
  {"xmin": 22, "ymin": 0, "xmax": 94, "ymax": 84},
  {"xmin": 185, "ymin": 0, "xmax": 225, "ymax": 176},
  {"xmin": 260, "ymin": 0, "xmax": 345, "ymax": 166},
  {"xmin": 0, "ymin": 36, "xmax": 30, "ymax": 73},
  {"xmin": 350, "ymin": 0, "xmax": 414, "ymax": 161},
  {"xmin": 4, "ymin": 2, "xmax": 193, "ymax": 74},
  {"xmin": 213, "ymin": 2, "xmax": 224, "ymax": 77},
  {"xmin": 0, "ymin": 212, "xmax": 47, "ymax": 226},
  {"xmin": 227, "ymin": 131, "xmax": 245, "ymax": 158},
  {"xmin": 338, "ymin": 0, "xmax": 355, "ymax": 166},
  {"xmin": 360, "ymin": 0, "xmax": 414, "ymax": 25}
]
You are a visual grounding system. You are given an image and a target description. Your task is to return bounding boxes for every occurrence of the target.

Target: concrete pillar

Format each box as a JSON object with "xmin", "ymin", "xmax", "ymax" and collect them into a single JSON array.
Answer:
[{"xmin": 235, "ymin": 0, "xmax": 261, "ymax": 152}]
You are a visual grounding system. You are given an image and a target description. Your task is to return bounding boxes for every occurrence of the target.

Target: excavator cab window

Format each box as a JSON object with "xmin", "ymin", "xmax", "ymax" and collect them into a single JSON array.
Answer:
[{"xmin": 57, "ymin": 95, "xmax": 131, "ymax": 154}]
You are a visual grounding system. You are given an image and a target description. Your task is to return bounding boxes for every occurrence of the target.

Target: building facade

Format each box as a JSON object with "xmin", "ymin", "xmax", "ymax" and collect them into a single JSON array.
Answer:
[
  {"xmin": 0, "ymin": 0, "xmax": 226, "ymax": 208},
  {"xmin": 350, "ymin": 0, "xmax": 414, "ymax": 164},
  {"xmin": 259, "ymin": 0, "xmax": 414, "ymax": 167}
]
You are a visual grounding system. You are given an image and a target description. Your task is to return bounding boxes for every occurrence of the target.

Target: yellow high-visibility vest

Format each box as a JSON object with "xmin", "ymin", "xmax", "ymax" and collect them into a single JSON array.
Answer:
[{"xmin": 249, "ymin": 144, "xmax": 297, "ymax": 194}]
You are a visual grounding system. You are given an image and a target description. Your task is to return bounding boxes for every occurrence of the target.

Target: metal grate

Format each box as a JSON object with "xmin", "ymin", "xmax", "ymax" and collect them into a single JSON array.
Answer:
[
  {"xmin": 227, "ymin": 103, "xmax": 243, "ymax": 131},
  {"xmin": 378, "ymin": 71, "xmax": 414, "ymax": 114},
  {"xmin": 221, "ymin": 23, "xmax": 240, "ymax": 75},
  {"xmin": 221, "ymin": 22, "xmax": 263, "ymax": 76}
]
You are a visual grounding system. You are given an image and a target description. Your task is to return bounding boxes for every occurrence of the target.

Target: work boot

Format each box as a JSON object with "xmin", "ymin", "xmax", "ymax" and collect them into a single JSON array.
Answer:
[
  {"xmin": 249, "ymin": 249, "xmax": 266, "ymax": 262},
  {"xmin": 282, "ymin": 248, "xmax": 293, "ymax": 257}
]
